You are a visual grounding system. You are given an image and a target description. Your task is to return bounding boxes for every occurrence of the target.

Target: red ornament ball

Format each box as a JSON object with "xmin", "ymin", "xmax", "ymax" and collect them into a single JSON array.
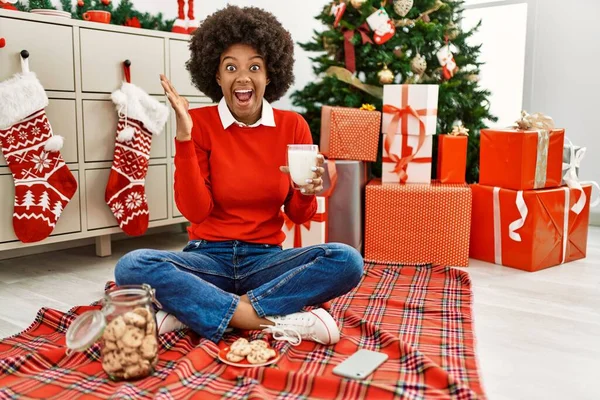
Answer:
[
  {"xmin": 101, "ymin": 0, "xmax": 111, "ymax": 5},
  {"xmin": 77, "ymin": 0, "xmax": 84, "ymax": 6}
]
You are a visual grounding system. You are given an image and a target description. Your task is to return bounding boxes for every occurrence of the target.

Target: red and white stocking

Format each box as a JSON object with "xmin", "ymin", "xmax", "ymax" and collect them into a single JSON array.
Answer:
[
  {"xmin": 366, "ymin": 8, "xmax": 395, "ymax": 45},
  {"xmin": 106, "ymin": 76, "xmax": 168, "ymax": 236},
  {"xmin": 171, "ymin": 0, "xmax": 187, "ymax": 34},
  {"xmin": 0, "ymin": 58, "xmax": 77, "ymax": 243}
]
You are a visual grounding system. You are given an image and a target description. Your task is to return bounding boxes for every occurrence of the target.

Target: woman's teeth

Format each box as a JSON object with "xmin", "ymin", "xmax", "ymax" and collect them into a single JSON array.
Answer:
[{"xmin": 234, "ymin": 89, "xmax": 253, "ymax": 102}]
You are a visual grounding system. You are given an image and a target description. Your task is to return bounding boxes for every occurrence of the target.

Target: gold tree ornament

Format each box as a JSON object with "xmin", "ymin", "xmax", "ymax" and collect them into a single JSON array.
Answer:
[
  {"xmin": 393, "ymin": 0, "xmax": 413, "ymax": 17},
  {"xmin": 350, "ymin": 0, "xmax": 367, "ymax": 9},
  {"xmin": 377, "ymin": 65, "xmax": 395, "ymax": 84},
  {"xmin": 411, "ymin": 53, "xmax": 427, "ymax": 75}
]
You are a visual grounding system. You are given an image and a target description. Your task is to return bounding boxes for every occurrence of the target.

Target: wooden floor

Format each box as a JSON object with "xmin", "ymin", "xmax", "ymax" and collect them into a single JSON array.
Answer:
[{"xmin": 0, "ymin": 228, "xmax": 599, "ymax": 400}]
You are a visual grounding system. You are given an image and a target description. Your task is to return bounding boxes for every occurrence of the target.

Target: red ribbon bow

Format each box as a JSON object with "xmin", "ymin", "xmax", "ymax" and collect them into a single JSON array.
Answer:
[
  {"xmin": 382, "ymin": 86, "xmax": 437, "ymax": 183},
  {"xmin": 342, "ymin": 23, "xmax": 373, "ymax": 73}
]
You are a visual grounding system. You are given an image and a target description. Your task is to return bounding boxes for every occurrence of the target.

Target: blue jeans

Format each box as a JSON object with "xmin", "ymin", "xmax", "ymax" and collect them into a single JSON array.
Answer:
[{"xmin": 114, "ymin": 241, "xmax": 363, "ymax": 343}]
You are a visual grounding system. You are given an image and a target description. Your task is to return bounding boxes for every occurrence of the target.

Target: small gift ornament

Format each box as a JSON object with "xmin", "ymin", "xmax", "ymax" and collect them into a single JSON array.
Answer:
[
  {"xmin": 437, "ymin": 42, "xmax": 458, "ymax": 80},
  {"xmin": 366, "ymin": 8, "xmax": 396, "ymax": 45},
  {"xmin": 330, "ymin": 1, "xmax": 346, "ymax": 27}
]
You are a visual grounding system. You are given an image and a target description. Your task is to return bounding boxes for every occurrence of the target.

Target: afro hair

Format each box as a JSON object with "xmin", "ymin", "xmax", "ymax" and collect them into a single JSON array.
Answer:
[{"xmin": 186, "ymin": 5, "xmax": 295, "ymax": 103}]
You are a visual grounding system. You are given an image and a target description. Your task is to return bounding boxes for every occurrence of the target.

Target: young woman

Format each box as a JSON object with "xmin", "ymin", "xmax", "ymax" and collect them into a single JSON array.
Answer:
[{"xmin": 115, "ymin": 5, "xmax": 363, "ymax": 345}]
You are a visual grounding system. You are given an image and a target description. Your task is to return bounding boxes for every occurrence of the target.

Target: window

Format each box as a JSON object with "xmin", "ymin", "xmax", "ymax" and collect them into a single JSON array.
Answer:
[{"xmin": 462, "ymin": 2, "xmax": 528, "ymax": 127}]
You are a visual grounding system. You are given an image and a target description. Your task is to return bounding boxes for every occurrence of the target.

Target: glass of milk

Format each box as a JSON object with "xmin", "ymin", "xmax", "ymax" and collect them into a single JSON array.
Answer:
[{"xmin": 287, "ymin": 144, "xmax": 319, "ymax": 188}]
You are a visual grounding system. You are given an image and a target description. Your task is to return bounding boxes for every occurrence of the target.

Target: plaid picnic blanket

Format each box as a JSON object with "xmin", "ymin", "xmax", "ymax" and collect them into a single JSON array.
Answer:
[{"xmin": 0, "ymin": 263, "xmax": 485, "ymax": 399}]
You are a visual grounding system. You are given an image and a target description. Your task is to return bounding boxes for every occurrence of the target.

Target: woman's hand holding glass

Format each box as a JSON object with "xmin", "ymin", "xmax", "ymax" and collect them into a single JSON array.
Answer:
[{"xmin": 280, "ymin": 145, "xmax": 325, "ymax": 195}]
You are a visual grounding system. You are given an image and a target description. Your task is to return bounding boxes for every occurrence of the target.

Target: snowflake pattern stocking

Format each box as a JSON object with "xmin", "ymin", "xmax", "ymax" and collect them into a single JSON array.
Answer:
[
  {"xmin": 105, "ymin": 82, "xmax": 168, "ymax": 236},
  {"xmin": 0, "ymin": 69, "xmax": 77, "ymax": 243}
]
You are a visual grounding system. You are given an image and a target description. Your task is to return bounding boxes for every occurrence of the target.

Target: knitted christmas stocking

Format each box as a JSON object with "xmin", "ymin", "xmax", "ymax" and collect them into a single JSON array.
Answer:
[
  {"xmin": 0, "ymin": 67, "xmax": 78, "ymax": 243},
  {"xmin": 171, "ymin": 0, "xmax": 187, "ymax": 33},
  {"xmin": 106, "ymin": 81, "xmax": 168, "ymax": 236}
]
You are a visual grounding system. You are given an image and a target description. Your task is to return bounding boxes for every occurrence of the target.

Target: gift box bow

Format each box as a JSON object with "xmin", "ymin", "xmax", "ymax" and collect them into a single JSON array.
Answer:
[
  {"xmin": 512, "ymin": 110, "xmax": 557, "ymax": 189},
  {"xmin": 382, "ymin": 102, "xmax": 436, "ymax": 183},
  {"xmin": 562, "ymin": 137, "xmax": 599, "ymax": 214}
]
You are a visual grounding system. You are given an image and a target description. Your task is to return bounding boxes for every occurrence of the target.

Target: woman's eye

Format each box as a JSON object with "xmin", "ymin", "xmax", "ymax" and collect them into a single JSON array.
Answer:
[
  {"xmin": 226, "ymin": 65, "xmax": 236, "ymax": 72},
  {"xmin": 250, "ymin": 65, "xmax": 260, "ymax": 71}
]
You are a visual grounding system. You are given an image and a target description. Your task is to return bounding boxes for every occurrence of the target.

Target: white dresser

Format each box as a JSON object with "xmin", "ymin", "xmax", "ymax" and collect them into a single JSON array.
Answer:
[{"xmin": 0, "ymin": 9, "xmax": 210, "ymax": 255}]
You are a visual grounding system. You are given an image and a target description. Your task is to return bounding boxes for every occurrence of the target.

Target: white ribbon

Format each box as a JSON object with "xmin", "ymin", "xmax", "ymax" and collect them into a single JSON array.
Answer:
[
  {"xmin": 562, "ymin": 137, "xmax": 587, "ymax": 214},
  {"xmin": 508, "ymin": 190, "xmax": 528, "ymax": 242},
  {"xmin": 579, "ymin": 180, "xmax": 600, "ymax": 208},
  {"xmin": 493, "ymin": 187, "xmax": 502, "ymax": 265},
  {"xmin": 493, "ymin": 188, "xmax": 529, "ymax": 265},
  {"xmin": 561, "ymin": 187, "xmax": 570, "ymax": 264}
]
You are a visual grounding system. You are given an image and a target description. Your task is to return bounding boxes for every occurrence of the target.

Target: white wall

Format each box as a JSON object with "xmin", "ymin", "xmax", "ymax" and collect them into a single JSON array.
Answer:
[
  {"xmin": 53, "ymin": 0, "xmax": 325, "ymax": 110},
  {"xmin": 523, "ymin": 0, "xmax": 600, "ymax": 223}
]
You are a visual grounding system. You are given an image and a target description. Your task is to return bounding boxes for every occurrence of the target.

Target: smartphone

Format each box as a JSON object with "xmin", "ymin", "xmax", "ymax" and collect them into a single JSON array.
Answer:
[{"xmin": 332, "ymin": 349, "xmax": 388, "ymax": 380}]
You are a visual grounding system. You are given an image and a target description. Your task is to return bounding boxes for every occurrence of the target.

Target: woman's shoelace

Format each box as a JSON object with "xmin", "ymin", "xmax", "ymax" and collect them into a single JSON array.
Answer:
[{"xmin": 261, "ymin": 325, "xmax": 302, "ymax": 346}]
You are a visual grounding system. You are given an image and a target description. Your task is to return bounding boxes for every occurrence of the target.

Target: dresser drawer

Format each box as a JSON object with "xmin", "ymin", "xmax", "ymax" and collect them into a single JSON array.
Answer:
[
  {"xmin": 169, "ymin": 39, "xmax": 202, "ymax": 97},
  {"xmin": 85, "ymin": 165, "xmax": 168, "ymax": 230},
  {"xmin": 172, "ymin": 163, "xmax": 182, "ymax": 217},
  {"xmin": 80, "ymin": 29, "xmax": 165, "ymax": 94},
  {"xmin": 0, "ymin": 18, "xmax": 75, "ymax": 91},
  {"xmin": 0, "ymin": 170, "xmax": 81, "ymax": 243},
  {"xmin": 0, "ymin": 99, "xmax": 78, "ymax": 167},
  {"xmin": 83, "ymin": 100, "xmax": 167, "ymax": 162}
]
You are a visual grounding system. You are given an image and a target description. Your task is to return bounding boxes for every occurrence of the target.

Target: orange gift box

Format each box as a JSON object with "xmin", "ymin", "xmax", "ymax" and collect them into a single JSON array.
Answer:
[
  {"xmin": 469, "ymin": 184, "xmax": 592, "ymax": 272},
  {"xmin": 437, "ymin": 134, "xmax": 467, "ymax": 184},
  {"xmin": 479, "ymin": 128, "xmax": 565, "ymax": 190},
  {"xmin": 320, "ymin": 106, "xmax": 381, "ymax": 162},
  {"xmin": 365, "ymin": 180, "xmax": 472, "ymax": 266}
]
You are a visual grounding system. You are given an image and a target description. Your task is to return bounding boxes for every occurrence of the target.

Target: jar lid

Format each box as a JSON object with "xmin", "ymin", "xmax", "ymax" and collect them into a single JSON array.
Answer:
[{"xmin": 66, "ymin": 310, "xmax": 106, "ymax": 352}]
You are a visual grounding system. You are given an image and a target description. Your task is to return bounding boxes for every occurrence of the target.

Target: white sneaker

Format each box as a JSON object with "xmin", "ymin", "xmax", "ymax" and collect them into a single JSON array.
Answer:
[
  {"xmin": 263, "ymin": 308, "xmax": 340, "ymax": 345},
  {"xmin": 155, "ymin": 311, "xmax": 187, "ymax": 334}
]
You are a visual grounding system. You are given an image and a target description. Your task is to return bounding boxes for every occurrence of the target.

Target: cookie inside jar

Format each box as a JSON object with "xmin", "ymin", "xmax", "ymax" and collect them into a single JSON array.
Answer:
[{"xmin": 66, "ymin": 284, "xmax": 160, "ymax": 381}]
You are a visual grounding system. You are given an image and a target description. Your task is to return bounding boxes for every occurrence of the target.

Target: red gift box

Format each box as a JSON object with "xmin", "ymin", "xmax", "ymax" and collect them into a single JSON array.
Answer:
[
  {"xmin": 365, "ymin": 179, "xmax": 472, "ymax": 266},
  {"xmin": 479, "ymin": 128, "xmax": 565, "ymax": 190},
  {"xmin": 437, "ymin": 134, "xmax": 467, "ymax": 184},
  {"xmin": 469, "ymin": 184, "xmax": 592, "ymax": 272},
  {"xmin": 320, "ymin": 106, "xmax": 381, "ymax": 162}
]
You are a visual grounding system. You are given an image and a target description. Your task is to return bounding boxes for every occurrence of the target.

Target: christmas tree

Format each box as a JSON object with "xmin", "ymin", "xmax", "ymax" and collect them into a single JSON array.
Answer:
[
  {"xmin": 28, "ymin": 0, "xmax": 56, "ymax": 10},
  {"xmin": 291, "ymin": 0, "xmax": 497, "ymax": 182}
]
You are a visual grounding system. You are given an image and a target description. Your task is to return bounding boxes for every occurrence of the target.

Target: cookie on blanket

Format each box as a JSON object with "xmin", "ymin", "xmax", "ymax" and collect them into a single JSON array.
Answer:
[
  {"xmin": 230, "ymin": 338, "xmax": 252, "ymax": 356},
  {"xmin": 247, "ymin": 347, "xmax": 276, "ymax": 364}
]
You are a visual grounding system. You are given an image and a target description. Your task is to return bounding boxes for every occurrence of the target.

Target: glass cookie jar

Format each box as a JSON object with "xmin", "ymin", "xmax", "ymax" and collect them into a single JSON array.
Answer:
[{"xmin": 66, "ymin": 284, "xmax": 160, "ymax": 381}]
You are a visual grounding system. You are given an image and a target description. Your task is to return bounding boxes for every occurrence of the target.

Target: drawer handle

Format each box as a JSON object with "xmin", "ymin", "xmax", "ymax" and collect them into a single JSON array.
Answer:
[
  {"xmin": 20, "ymin": 49, "xmax": 29, "ymax": 59},
  {"xmin": 0, "ymin": 38, "xmax": 5, "ymax": 49}
]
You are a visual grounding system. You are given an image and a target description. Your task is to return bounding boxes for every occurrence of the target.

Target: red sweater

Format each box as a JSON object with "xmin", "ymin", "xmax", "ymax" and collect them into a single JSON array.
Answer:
[{"xmin": 174, "ymin": 105, "xmax": 317, "ymax": 245}]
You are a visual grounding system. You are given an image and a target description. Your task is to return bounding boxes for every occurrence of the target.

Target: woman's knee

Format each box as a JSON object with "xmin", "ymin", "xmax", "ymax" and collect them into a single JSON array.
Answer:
[
  {"xmin": 326, "ymin": 243, "xmax": 364, "ymax": 285},
  {"xmin": 114, "ymin": 249, "xmax": 157, "ymax": 285}
]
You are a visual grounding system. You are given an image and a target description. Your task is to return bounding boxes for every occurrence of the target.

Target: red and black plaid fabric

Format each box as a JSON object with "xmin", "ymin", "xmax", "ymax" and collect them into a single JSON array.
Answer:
[{"xmin": 0, "ymin": 263, "xmax": 485, "ymax": 399}]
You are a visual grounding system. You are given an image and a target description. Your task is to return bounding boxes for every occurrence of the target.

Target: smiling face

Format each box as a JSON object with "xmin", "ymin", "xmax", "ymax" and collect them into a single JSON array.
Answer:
[{"xmin": 216, "ymin": 44, "xmax": 269, "ymax": 126}]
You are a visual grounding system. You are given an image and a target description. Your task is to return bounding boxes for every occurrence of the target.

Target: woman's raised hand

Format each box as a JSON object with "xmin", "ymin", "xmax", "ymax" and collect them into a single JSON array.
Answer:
[{"xmin": 160, "ymin": 74, "xmax": 192, "ymax": 141}]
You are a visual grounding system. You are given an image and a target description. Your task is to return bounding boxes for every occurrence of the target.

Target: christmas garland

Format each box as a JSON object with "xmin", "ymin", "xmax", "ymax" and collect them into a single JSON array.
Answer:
[{"xmin": 11, "ymin": 0, "xmax": 175, "ymax": 32}]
